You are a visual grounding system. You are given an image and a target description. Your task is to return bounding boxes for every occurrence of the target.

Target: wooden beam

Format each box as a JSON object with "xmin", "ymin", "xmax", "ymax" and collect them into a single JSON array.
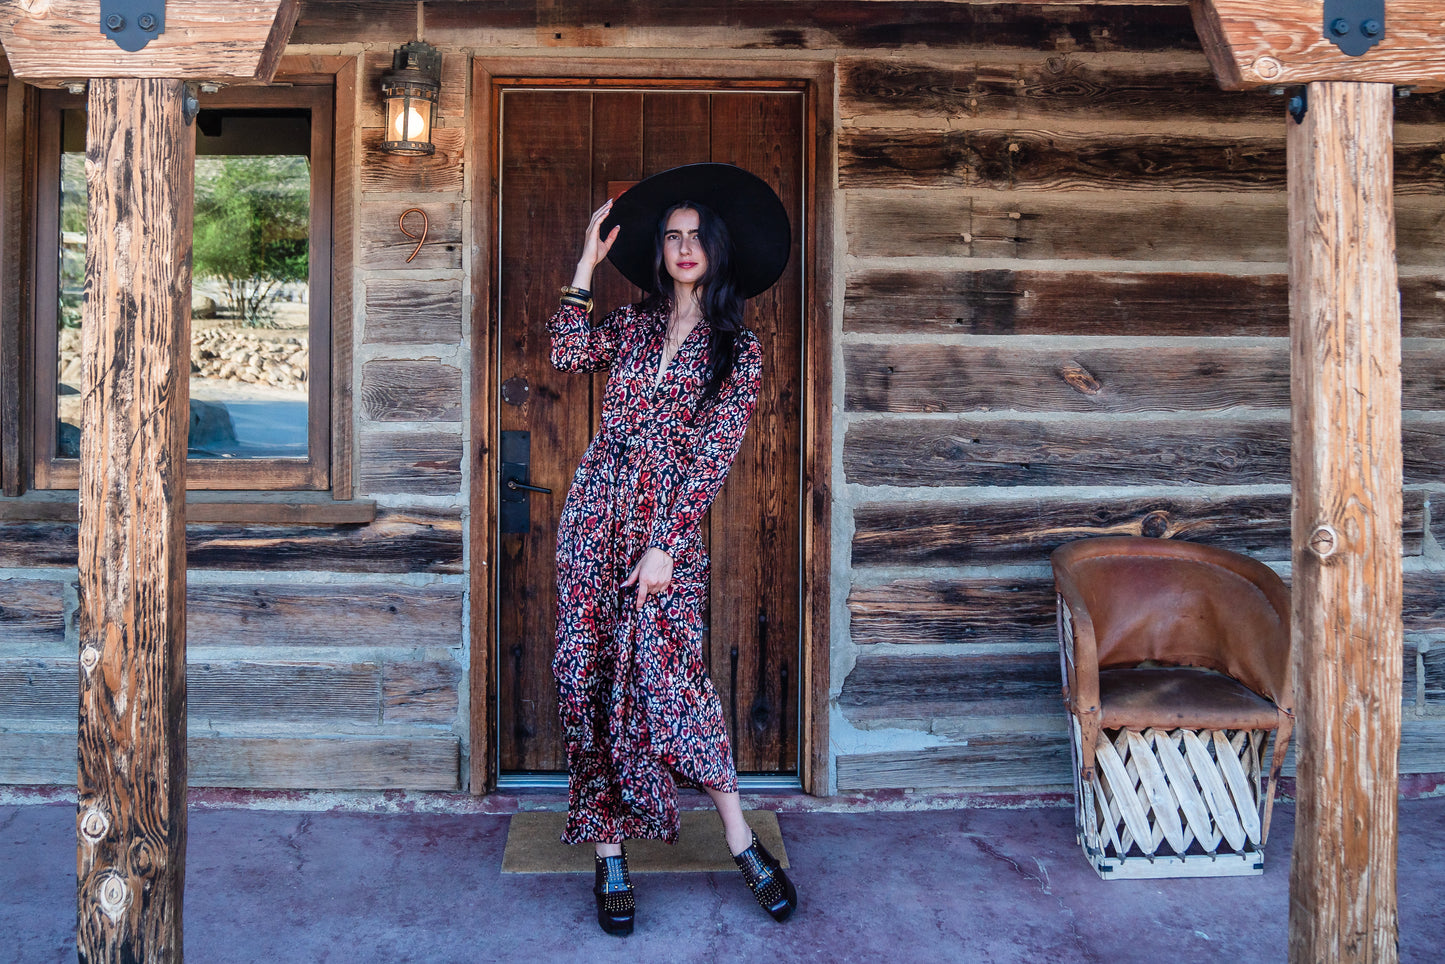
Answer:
[
  {"xmin": 75, "ymin": 77, "xmax": 194, "ymax": 962},
  {"xmin": 1193, "ymin": 0, "xmax": 1445, "ymax": 89},
  {"xmin": 1287, "ymin": 81, "xmax": 1402, "ymax": 964},
  {"xmin": 0, "ymin": 0, "xmax": 299, "ymax": 83}
]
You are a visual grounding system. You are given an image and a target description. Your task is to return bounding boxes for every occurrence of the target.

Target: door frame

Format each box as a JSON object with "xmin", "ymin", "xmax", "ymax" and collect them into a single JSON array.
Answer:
[{"xmin": 468, "ymin": 56, "xmax": 835, "ymax": 796}]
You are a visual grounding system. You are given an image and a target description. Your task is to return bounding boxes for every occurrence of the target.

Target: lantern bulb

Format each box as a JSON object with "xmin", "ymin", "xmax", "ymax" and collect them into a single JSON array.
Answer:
[{"xmin": 394, "ymin": 106, "xmax": 427, "ymax": 141}]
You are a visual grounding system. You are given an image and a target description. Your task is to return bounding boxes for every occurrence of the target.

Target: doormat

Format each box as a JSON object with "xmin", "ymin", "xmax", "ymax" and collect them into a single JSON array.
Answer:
[{"xmin": 501, "ymin": 810, "xmax": 788, "ymax": 873}]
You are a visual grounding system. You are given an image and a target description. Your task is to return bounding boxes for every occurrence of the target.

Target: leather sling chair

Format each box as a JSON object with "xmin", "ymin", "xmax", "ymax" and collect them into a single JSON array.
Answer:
[{"xmin": 1051, "ymin": 536, "xmax": 1293, "ymax": 878}]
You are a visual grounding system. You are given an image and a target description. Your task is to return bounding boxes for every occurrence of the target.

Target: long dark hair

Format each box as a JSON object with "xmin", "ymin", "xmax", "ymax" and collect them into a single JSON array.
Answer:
[{"xmin": 641, "ymin": 201, "xmax": 745, "ymax": 403}]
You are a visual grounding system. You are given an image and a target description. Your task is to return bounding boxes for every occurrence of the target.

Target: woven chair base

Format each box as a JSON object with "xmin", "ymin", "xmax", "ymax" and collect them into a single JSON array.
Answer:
[{"xmin": 1071, "ymin": 719, "xmax": 1273, "ymax": 880}]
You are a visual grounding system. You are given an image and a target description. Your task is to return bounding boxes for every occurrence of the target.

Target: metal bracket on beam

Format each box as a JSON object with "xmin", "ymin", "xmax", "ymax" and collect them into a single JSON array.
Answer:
[
  {"xmin": 100, "ymin": 0, "xmax": 166, "ymax": 53},
  {"xmin": 1323, "ymin": 0, "xmax": 1385, "ymax": 57}
]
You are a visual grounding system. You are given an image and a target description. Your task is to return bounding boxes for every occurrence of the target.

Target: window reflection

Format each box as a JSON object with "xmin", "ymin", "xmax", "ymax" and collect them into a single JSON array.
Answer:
[{"xmin": 55, "ymin": 107, "xmax": 313, "ymax": 461}]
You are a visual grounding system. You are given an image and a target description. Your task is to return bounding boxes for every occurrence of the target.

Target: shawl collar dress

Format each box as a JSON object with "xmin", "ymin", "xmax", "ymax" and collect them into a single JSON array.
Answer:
[{"xmin": 547, "ymin": 301, "xmax": 763, "ymax": 845}]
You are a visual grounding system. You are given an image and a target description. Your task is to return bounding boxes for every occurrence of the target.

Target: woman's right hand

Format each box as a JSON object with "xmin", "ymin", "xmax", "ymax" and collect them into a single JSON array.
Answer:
[{"xmin": 577, "ymin": 198, "xmax": 621, "ymax": 275}]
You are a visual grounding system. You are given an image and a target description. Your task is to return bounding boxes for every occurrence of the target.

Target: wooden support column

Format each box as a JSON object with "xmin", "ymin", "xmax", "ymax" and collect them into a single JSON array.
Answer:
[
  {"xmin": 76, "ymin": 78, "xmax": 194, "ymax": 963},
  {"xmin": 1287, "ymin": 81, "xmax": 1401, "ymax": 964}
]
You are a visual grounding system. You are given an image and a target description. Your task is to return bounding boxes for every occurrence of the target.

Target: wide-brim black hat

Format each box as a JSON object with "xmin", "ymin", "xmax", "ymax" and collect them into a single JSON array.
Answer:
[{"xmin": 600, "ymin": 163, "xmax": 790, "ymax": 299}]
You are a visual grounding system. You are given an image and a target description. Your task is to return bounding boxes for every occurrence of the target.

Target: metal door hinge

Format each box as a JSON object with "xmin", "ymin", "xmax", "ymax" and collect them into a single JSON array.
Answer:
[
  {"xmin": 101, "ymin": 0, "xmax": 166, "ymax": 53},
  {"xmin": 1323, "ymin": 0, "xmax": 1385, "ymax": 57}
]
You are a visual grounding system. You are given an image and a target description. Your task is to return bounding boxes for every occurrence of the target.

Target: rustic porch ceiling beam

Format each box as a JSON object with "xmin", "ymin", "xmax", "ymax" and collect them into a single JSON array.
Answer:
[
  {"xmin": 1192, "ymin": 0, "xmax": 1445, "ymax": 89},
  {"xmin": 0, "ymin": 0, "xmax": 299, "ymax": 83}
]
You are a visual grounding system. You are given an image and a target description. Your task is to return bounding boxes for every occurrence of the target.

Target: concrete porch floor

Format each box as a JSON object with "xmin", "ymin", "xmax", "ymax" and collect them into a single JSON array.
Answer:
[{"xmin": 4, "ymin": 793, "xmax": 1444, "ymax": 963}]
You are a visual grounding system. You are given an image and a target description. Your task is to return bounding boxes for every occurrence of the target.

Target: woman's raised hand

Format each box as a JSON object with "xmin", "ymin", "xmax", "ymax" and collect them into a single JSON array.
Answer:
[
  {"xmin": 578, "ymin": 198, "xmax": 621, "ymax": 272},
  {"xmin": 621, "ymin": 547, "xmax": 674, "ymax": 611}
]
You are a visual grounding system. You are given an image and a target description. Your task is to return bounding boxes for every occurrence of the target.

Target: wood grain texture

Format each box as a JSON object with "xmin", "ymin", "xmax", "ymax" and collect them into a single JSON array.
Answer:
[
  {"xmin": 359, "ymin": 128, "xmax": 465, "ymax": 194},
  {"xmin": 835, "ymin": 735, "xmax": 1071, "ymax": 791},
  {"xmin": 1195, "ymin": 0, "xmax": 1445, "ymax": 89},
  {"xmin": 843, "ymin": 417, "xmax": 1445, "ymax": 488},
  {"xmin": 359, "ymin": 200, "xmax": 462, "ymax": 271},
  {"xmin": 0, "ymin": 508, "xmax": 464, "ymax": 572},
  {"xmin": 364, "ymin": 280, "xmax": 464, "ymax": 345},
  {"xmin": 75, "ymin": 78, "xmax": 193, "ymax": 962},
  {"xmin": 329, "ymin": 54, "xmax": 358, "ymax": 502},
  {"xmin": 839, "ymin": 652, "xmax": 1061, "ymax": 724},
  {"xmin": 840, "ymin": 127, "xmax": 1445, "ymax": 193},
  {"xmin": 294, "ymin": 2, "xmax": 1201, "ymax": 52},
  {"xmin": 844, "ymin": 191, "xmax": 1445, "ymax": 264},
  {"xmin": 382, "ymin": 660, "xmax": 462, "ymax": 724},
  {"xmin": 845, "ymin": 345, "xmax": 1445, "ymax": 414},
  {"xmin": 360, "ymin": 360, "xmax": 463, "ymax": 422},
  {"xmin": 852, "ymin": 492, "xmax": 1427, "ymax": 566},
  {"xmin": 0, "ymin": 578, "xmax": 67, "ymax": 647},
  {"xmin": 843, "ymin": 268, "xmax": 1445, "ymax": 337},
  {"xmin": 0, "ymin": 730, "xmax": 461, "ymax": 789},
  {"xmin": 357, "ymin": 430, "xmax": 463, "ymax": 495},
  {"xmin": 0, "ymin": 81, "xmax": 21, "ymax": 497},
  {"xmin": 848, "ymin": 578, "xmax": 1055, "ymax": 647},
  {"xmin": 1287, "ymin": 82, "xmax": 1401, "ymax": 964},
  {"xmin": 0, "ymin": 0, "xmax": 299, "ymax": 82},
  {"xmin": 187, "ymin": 583, "xmax": 463, "ymax": 648}
]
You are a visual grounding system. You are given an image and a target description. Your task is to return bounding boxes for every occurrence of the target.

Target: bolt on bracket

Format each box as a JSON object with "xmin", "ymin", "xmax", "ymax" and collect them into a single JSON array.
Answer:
[
  {"xmin": 100, "ymin": 0, "xmax": 166, "ymax": 53},
  {"xmin": 1323, "ymin": 0, "xmax": 1385, "ymax": 57}
]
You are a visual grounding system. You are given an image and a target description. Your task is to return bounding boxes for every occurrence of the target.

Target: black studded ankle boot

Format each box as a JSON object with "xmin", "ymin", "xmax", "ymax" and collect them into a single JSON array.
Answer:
[
  {"xmin": 593, "ymin": 846, "xmax": 635, "ymax": 936},
  {"xmin": 732, "ymin": 831, "xmax": 797, "ymax": 923}
]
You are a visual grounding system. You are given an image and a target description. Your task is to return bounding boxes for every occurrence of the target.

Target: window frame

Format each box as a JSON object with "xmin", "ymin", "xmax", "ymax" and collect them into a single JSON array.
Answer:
[{"xmin": 30, "ymin": 81, "xmax": 337, "ymax": 491}]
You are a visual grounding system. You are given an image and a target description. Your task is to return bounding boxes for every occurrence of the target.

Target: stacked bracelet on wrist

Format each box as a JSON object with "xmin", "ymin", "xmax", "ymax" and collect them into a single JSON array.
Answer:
[{"xmin": 560, "ymin": 285, "xmax": 594, "ymax": 313}]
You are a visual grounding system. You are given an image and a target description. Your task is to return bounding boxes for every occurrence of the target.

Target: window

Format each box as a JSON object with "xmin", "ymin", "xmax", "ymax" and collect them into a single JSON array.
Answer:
[{"xmin": 31, "ymin": 82, "xmax": 338, "ymax": 491}]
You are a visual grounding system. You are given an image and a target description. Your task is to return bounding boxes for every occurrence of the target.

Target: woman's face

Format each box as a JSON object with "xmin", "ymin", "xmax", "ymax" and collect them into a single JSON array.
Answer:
[{"xmin": 662, "ymin": 207, "xmax": 707, "ymax": 288}]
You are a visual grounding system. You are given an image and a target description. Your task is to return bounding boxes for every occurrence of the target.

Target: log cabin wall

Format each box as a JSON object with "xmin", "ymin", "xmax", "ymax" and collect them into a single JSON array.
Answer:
[{"xmin": 3, "ymin": 1, "xmax": 1445, "ymax": 796}]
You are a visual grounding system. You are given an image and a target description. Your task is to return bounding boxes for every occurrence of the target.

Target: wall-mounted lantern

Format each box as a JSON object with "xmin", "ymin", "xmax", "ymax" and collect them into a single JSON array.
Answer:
[{"xmin": 380, "ymin": 40, "xmax": 442, "ymax": 156}]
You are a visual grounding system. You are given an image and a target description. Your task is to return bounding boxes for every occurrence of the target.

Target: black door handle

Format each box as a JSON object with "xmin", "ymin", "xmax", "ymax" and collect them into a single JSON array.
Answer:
[{"xmin": 505, "ymin": 477, "xmax": 552, "ymax": 495}]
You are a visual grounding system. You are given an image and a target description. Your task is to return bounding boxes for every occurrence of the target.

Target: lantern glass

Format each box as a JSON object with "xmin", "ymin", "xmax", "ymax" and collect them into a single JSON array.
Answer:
[{"xmin": 379, "ymin": 41, "xmax": 442, "ymax": 156}]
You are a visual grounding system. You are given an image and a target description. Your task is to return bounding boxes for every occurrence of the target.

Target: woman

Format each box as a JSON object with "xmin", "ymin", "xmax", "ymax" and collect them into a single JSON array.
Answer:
[{"xmin": 546, "ymin": 164, "xmax": 797, "ymax": 936}]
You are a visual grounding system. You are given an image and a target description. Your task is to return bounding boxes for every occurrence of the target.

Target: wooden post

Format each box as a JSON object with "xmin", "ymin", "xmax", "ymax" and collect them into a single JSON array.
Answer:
[
  {"xmin": 1287, "ymin": 81, "xmax": 1402, "ymax": 963},
  {"xmin": 76, "ymin": 78, "xmax": 194, "ymax": 963}
]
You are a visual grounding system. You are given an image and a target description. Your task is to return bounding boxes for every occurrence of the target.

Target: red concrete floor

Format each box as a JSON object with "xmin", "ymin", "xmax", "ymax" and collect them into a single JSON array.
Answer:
[{"xmin": 4, "ymin": 796, "xmax": 1444, "ymax": 962}]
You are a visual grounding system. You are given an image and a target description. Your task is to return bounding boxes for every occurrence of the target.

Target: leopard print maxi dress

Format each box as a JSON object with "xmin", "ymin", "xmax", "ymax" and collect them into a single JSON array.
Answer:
[{"xmin": 547, "ymin": 301, "xmax": 762, "ymax": 845}]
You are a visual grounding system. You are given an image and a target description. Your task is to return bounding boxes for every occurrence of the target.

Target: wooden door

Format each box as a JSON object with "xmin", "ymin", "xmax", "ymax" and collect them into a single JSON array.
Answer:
[{"xmin": 494, "ymin": 85, "xmax": 804, "ymax": 776}]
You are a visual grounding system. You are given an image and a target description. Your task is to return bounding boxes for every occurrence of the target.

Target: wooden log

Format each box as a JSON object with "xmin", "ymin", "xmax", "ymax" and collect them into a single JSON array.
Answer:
[
  {"xmin": 293, "ymin": 2, "xmax": 1202, "ymax": 53},
  {"xmin": 357, "ymin": 430, "xmax": 463, "ymax": 495},
  {"xmin": 844, "ymin": 344, "xmax": 1445, "ymax": 414},
  {"xmin": 1287, "ymin": 82, "xmax": 1401, "ymax": 964},
  {"xmin": 0, "ymin": 508, "xmax": 466, "ymax": 572},
  {"xmin": 835, "ymin": 735, "xmax": 1071, "ymax": 792},
  {"xmin": 848, "ymin": 578, "xmax": 1056, "ymax": 647},
  {"xmin": 0, "ymin": 0, "xmax": 299, "ymax": 82},
  {"xmin": 1195, "ymin": 0, "xmax": 1445, "ymax": 90},
  {"xmin": 0, "ymin": 658, "xmax": 384, "ymax": 725},
  {"xmin": 0, "ymin": 730, "xmax": 461, "ymax": 789},
  {"xmin": 382, "ymin": 661, "xmax": 462, "ymax": 724},
  {"xmin": 840, "ymin": 55, "xmax": 1445, "ymax": 125},
  {"xmin": 852, "ymin": 491, "xmax": 1427, "ymax": 566},
  {"xmin": 1404, "ymin": 572, "xmax": 1445, "ymax": 635},
  {"xmin": 0, "ymin": 578, "xmax": 67, "ymax": 647},
  {"xmin": 839, "ymin": 127, "xmax": 1445, "ymax": 192},
  {"xmin": 842, "ymin": 417, "xmax": 1445, "ymax": 488},
  {"xmin": 358, "ymin": 201, "xmax": 462, "ymax": 271},
  {"xmin": 843, "ymin": 268, "xmax": 1445, "ymax": 337},
  {"xmin": 844, "ymin": 191, "xmax": 1445, "ymax": 264},
  {"xmin": 188, "ymin": 583, "xmax": 463, "ymax": 649},
  {"xmin": 363, "ymin": 280, "xmax": 463, "ymax": 345},
  {"xmin": 358, "ymin": 128, "xmax": 465, "ymax": 194},
  {"xmin": 76, "ymin": 78, "xmax": 193, "ymax": 962},
  {"xmin": 360, "ymin": 360, "xmax": 463, "ymax": 422},
  {"xmin": 839, "ymin": 652, "xmax": 1061, "ymax": 724}
]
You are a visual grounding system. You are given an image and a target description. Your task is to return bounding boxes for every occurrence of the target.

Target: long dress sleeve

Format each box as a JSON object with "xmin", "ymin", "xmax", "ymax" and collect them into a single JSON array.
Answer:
[
  {"xmin": 648, "ymin": 332, "xmax": 763, "ymax": 558},
  {"xmin": 548, "ymin": 302, "xmax": 626, "ymax": 373}
]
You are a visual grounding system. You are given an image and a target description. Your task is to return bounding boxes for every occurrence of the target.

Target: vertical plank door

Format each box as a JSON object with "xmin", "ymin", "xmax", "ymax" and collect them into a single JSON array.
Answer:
[{"xmin": 494, "ymin": 86, "xmax": 804, "ymax": 775}]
